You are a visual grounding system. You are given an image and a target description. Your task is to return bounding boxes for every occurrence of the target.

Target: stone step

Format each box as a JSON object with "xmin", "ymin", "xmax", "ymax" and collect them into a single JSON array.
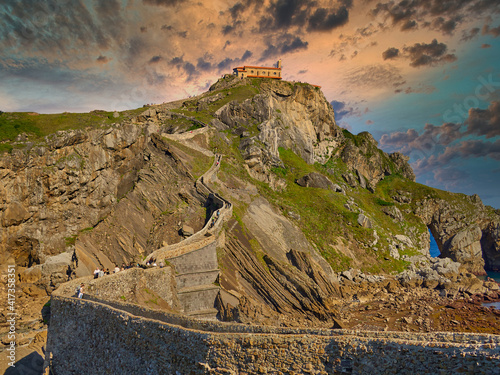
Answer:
[
  {"xmin": 177, "ymin": 284, "xmax": 219, "ymax": 294},
  {"xmin": 187, "ymin": 308, "xmax": 219, "ymax": 320},
  {"xmin": 175, "ymin": 269, "xmax": 219, "ymax": 290}
]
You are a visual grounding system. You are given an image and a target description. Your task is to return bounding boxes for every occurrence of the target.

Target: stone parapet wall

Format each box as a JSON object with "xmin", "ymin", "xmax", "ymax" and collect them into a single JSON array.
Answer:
[
  {"xmin": 46, "ymin": 295, "xmax": 500, "ymax": 374},
  {"xmin": 53, "ymin": 268, "xmax": 178, "ymax": 306}
]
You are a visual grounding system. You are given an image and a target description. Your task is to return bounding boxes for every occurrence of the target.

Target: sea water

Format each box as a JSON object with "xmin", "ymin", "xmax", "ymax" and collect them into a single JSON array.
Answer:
[{"xmin": 428, "ymin": 229, "xmax": 440, "ymax": 258}]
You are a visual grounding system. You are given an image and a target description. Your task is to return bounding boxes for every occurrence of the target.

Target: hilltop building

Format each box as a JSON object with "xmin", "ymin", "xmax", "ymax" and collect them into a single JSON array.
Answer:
[{"xmin": 233, "ymin": 60, "xmax": 282, "ymax": 79}]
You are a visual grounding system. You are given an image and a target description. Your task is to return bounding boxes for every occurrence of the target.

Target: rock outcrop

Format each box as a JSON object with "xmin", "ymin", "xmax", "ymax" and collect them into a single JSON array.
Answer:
[
  {"xmin": 0, "ymin": 122, "xmax": 209, "ymax": 296},
  {"xmin": 414, "ymin": 196, "xmax": 500, "ymax": 274},
  {"xmin": 296, "ymin": 172, "xmax": 342, "ymax": 192},
  {"xmin": 2, "ymin": 77, "xmax": 500, "ymax": 352}
]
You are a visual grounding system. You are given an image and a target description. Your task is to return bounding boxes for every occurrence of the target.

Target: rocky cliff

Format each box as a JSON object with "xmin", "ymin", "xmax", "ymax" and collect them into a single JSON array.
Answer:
[{"xmin": 1, "ymin": 77, "xmax": 499, "ymax": 337}]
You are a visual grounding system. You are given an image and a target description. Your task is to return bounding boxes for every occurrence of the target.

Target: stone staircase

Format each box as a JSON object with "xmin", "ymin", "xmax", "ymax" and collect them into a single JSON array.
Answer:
[{"xmin": 144, "ymin": 153, "xmax": 232, "ymax": 320}]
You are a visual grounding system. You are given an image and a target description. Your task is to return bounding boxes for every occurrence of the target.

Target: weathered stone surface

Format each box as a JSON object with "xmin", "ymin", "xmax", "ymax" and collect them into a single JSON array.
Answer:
[
  {"xmin": 414, "ymin": 196, "xmax": 498, "ymax": 274},
  {"xmin": 357, "ymin": 213, "xmax": 372, "ymax": 228},
  {"xmin": 47, "ymin": 294, "xmax": 500, "ymax": 375},
  {"xmin": 296, "ymin": 172, "xmax": 335, "ymax": 190},
  {"xmin": 447, "ymin": 226, "xmax": 483, "ymax": 272},
  {"xmin": 342, "ymin": 172, "xmax": 358, "ymax": 187},
  {"xmin": 182, "ymin": 224, "xmax": 195, "ymax": 237},
  {"xmin": 340, "ymin": 132, "xmax": 415, "ymax": 187},
  {"xmin": 382, "ymin": 206, "xmax": 403, "ymax": 222},
  {"xmin": 2, "ymin": 201, "xmax": 30, "ymax": 226}
]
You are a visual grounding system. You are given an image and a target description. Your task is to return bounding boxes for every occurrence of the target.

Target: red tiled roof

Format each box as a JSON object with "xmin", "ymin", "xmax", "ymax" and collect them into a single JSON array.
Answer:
[
  {"xmin": 233, "ymin": 65, "xmax": 281, "ymax": 71},
  {"xmin": 243, "ymin": 65, "xmax": 281, "ymax": 70},
  {"xmin": 246, "ymin": 75, "xmax": 282, "ymax": 79}
]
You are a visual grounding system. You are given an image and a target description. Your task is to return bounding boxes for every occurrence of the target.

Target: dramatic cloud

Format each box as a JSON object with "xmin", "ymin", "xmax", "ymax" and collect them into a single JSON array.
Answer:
[
  {"xmin": 261, "ymin": 34, "xmax": 309, "ymax": 60},
  {"xmin": 381, "ymin": 101, "xmax": 500, "ymax": 181},
  {"xmin": 430, "ymin": 17, "xmax": 457, "ymax": 35},
  {"xmin": 257, "ymin": 0, "xmax": 352, "ymax": 33},
  {"xmin": 395, "ymin": 84, "xmax": 436, "ymax": 94},
  {"xmin": 370, "ymin": 0, "xmax": 500, "ymax": 36},
  {"xmin": 96, "ymin": 55, "xmax": 110, "ymax": 64},
  {"xmin": 483, "ymin": 24, "xmax": 500, "ymax": 37},
  {"xmin": 433, "ymin": 167, "xmax": 469, "ymax": 186},
  {"xmin": 403, "ymin": 39, "xmax": 457, "ymax": 67},
  {"xmin": 331, "ymin": 100, "xmax": 351, "ymax": 121},
  {"xmin": 343, "ymin": 64, "xmax": 405, "ymax": 89},
  {"xmin": 149, "ymin": 56, "xmax": 162, "ymax": 64},
  {"xmin": 465, "ymin": 101, "xmax": 500, "ymax": 138},
  {"xmin": 383, "ymin": 39, "xmax": 456, "ymax": 67},
  {"xmin": 382, "ymin": 47, "xmax": 399, "ymax": 60},
  {"xmin": 307, "ymin": 6, "xmax": 349, "ymax": 31},
  {"xmin": 461, "ymin": 27, "xmax": 480, "ymax": 41},
  {"xmin": 143, "ymin": 0, "xmax": 185, "ymax": 7},
  {"xmin": 380, "ymin": 122, "xmax": 472, "ymax": 168}
]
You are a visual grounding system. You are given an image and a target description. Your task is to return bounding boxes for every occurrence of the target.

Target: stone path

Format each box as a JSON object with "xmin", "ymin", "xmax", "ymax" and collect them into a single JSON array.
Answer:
[{"xmin": 143, "ymin": 149, "xmax": 231, "ymax": 319}]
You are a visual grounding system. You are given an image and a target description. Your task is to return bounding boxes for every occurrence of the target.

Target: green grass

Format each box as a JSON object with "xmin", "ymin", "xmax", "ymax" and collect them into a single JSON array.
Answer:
[
  {"xmin": 216, "ymin": 142, "xmax": 424, "ymax": 273},
  {"xmin": 0, "ymin": 107, "xmax": 147, "ymax": 152},
  {"xmin": 65, "ymin": 235, "xmax": 77, "ymax": 247},
  {"xmin": 172, "ymin": 78, "xmax": 261, "ymax": 129},
  {"xmin": 160, "ymin": 137, "xmax": 212, "ymax": 178},
  {"xmin": 375, "ymin": 198, "xmax": 395, "ymax": 206},
  {"xmin": 0, "ymin": 114, "xmax": 42, "ymax": 140}
]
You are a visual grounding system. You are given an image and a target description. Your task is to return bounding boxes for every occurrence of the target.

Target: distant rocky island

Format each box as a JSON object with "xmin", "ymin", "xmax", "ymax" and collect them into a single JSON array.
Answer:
[{"xmin": 1, "ymin": 76, "xmax": 499, "ymax": 374}]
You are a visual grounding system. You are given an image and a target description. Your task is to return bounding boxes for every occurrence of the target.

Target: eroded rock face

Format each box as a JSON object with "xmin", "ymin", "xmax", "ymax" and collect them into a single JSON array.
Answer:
[
  {"xmin": 340, "ymin": 132, "xmax": 415, "ymax": 187},
  {"xmin": 215, "ymin": 81, "xmax": 344, "ymax": 183},
  {"xmin": 481, "ymin": 221, "xmax": 500, "ymax": 271},
  {"xmin": 0, "ymin": 123, "xmax": 205, "ymax": 292},
  {"xmin": 415, "ymin": 197, "xmax": 500, "ymax": 274},
  {"xmin": 446, "ymin": 226, "xmax": 483, "ymax": 271}
]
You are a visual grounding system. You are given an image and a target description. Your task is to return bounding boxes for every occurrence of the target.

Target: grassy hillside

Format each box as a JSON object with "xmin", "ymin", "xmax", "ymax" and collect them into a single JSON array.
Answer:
[{"xmin": 0, "ymin": 108, "xmax": 146, "ymax": 153}]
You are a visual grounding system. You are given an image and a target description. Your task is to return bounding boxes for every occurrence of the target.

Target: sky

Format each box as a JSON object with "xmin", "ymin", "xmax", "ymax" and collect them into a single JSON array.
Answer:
[{"xmin": 1, "ymin": 0, "xmax": 499, "ymax": 207}]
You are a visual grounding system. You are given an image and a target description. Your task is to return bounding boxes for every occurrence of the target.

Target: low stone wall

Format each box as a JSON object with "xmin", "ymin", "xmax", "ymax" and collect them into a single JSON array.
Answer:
[
  {"xmin": 46, "ymin": 295, "xmax": 500, "ymax": 374},
  {"xmin": 53, "ymin": 267, "xmax": 179, "ymax": 309}
]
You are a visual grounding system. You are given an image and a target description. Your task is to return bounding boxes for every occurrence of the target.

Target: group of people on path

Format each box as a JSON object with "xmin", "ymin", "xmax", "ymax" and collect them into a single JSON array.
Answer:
[
  {"xmin": 93, "ymin": 263, "xmax": 140, "ymax": 279},
  {"xmin": 208, "ymin": 209, "xmax": 221, "ymax": 229}
]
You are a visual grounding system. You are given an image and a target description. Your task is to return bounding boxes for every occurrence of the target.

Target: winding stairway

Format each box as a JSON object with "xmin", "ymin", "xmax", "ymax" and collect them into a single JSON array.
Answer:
[{"xmin": 144, "ymin": 153, "xmax": 232, "ymax": 320}]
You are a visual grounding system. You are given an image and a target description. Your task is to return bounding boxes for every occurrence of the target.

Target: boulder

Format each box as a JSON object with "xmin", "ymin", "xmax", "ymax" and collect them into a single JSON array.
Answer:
[
  {"xmin": 342, "ymin": 173, "xmax": 358, "ymax": 188},
  {"xmin": 2, "ymin": 201, "xmax": 30, "ymax": 227},
  {"xmin": 356, "ymin": 169, "xmax": 367, "ymax": 189},
  {"xmin": 296, "ymin": 172, "xmax": 335, "ymax": 190},
  {"xmin": 395, "ymin": 234, "xmax": 413, "ymax": 248},
  {"xmin": 382, "ymin": 206, "xmax": 403, "ymax": 222},
  {"xmin": 181, "ymin": 225, "xmax": 195, "ymax": 237},
  {"xmin": 357, "ymin": 214, "xmax": 372, "ymax": 228}
]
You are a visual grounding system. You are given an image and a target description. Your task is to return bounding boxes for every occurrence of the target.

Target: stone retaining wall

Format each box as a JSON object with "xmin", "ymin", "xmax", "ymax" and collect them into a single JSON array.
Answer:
[
  {"xmin": 168, "ymin": 240, "xmax": 218, "ymax": 275},
  {"xmin": 46, "ymin": 295, "xmax": 500, "ymax": 374}
]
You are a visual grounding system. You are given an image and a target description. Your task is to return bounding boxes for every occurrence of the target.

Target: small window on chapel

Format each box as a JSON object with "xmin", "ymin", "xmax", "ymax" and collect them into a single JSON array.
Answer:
[{"xmin": 273, "ymin": 72, "xmax": 276, "ymax": 75}]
